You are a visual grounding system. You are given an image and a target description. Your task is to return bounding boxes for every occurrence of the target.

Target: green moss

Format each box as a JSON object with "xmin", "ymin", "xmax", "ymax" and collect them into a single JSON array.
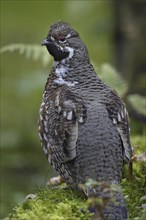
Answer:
[
  {"xmin": 4, "ymin": 187, "xmax": 92, "ymax": 220},
  {"xmin": 5, "ymin": 135, "xmax": 146, "ymax": 220},
  {"xmin": 122, "ymin": 178, "xmax": 145, "ymax": 219},
  {"xmin": 122, "ymin": 134, "xmax": 146, "ymax": 220}
]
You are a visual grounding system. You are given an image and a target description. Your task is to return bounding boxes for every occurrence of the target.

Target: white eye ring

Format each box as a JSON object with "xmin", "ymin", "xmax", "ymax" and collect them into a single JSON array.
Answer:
[{"xmin": 59, "ymin": 39, "xmax": 66, "ymax": 44}]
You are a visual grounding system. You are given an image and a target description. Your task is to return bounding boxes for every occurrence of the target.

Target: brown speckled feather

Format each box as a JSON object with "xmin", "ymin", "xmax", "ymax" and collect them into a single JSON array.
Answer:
[{"xmin": 39, "ymin": 82, "xmax": 86, "ymax": 183}]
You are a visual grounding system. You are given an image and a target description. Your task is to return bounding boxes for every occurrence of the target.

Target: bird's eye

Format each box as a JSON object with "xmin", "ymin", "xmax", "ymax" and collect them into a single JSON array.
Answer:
[{"xmin": 58, "ymin": 35, "xmax": 66, "ymax": 43}]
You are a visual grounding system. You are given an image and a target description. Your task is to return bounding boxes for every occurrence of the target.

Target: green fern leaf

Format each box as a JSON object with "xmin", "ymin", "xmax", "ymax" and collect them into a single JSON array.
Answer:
[
  {"xmin": 128, "ymin": 94, "xmax": 146, "ymax": 116},
  {"xmin": 0, "ymin": 44, "xmax": 51, "ymax": 67},
  {"xmin": 95, "ymin": 63, "xmax": 128, "ymax": 97}
]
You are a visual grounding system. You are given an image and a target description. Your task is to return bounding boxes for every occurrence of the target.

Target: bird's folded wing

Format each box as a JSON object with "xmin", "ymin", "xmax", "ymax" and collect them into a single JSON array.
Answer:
[
  {"xmin": 39, "ymin": 88, "xmax": 86, "ymax": 165},
  {"xmin": 57, "ymin": 89, "xmax": 87, "ymax": 162},
  {"xmin": 105, "ymin": 90, "xmax": 132, "ymax": 162}
]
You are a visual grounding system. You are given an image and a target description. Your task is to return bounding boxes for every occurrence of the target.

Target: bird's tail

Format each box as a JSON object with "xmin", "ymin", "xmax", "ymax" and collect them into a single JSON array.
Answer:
[{"xmin": 82, "ymin": 180, "xmax": 127, "ymax": 220}]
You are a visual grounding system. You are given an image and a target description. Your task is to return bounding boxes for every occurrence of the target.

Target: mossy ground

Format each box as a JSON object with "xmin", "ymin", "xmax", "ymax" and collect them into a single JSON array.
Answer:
[
  {"xmin": 4, "ymin": 135, "xmax": 146, "ymax": 220},
  {"xmin": 4, "ymin": 187, "xmax": 92, "ymax": 220}
]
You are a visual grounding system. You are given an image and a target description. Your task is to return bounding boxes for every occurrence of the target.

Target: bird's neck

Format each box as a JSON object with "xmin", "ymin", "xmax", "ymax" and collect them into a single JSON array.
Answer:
[{"xmin": 51, "ymin": 59, "xmax": 98, "ymax": 87}]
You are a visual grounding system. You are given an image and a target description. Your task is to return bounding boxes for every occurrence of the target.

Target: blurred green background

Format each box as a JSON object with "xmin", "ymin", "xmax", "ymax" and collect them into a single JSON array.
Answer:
[{"xmin": 0, "ymin": 0, "xmax": 145, "ymax": 218}]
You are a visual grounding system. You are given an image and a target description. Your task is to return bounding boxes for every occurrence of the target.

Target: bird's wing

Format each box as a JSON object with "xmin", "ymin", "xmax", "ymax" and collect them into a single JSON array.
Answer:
[
  {"xmin": 39, "ymin": 87, "xmax": 86, "ymax": 167},
  {"xmin": 56, "ymin": 89, "xmax": 87, "ymax": 163},
  {"xmin": 105, "ymin": 89, "xmax": 132, "ymax": 162}
]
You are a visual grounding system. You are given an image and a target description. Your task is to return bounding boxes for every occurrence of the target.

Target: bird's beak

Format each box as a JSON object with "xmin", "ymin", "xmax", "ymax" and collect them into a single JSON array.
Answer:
[{"xmin": 41, "ymin": 38, "xmax": 49, "ymax": 46}]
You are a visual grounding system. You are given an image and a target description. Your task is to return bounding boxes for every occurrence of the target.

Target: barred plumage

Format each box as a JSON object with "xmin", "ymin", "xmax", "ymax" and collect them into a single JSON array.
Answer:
[{"xmin": 38, "ymin": 21, "xmax": 132, "ymax": 219}]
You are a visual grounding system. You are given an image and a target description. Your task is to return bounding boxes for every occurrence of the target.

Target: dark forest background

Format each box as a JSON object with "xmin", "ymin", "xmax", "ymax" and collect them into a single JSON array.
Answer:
[{"xmin": 1, "ymin": 0, "xmax": 146, "ymax": 218}]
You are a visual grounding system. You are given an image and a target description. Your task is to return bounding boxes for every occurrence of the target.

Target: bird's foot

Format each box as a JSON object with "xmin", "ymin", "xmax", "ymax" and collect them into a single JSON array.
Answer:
[{"xmin": 47, "ymin": 175, "xmax": 64, "ymax": 186}]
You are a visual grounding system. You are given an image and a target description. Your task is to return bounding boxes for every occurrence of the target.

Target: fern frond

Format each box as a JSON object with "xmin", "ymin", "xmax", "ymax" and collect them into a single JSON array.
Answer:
[
  {"xmin": 0, "ymin": 44, "xmax": 128, "ymax": 96},
  {"xmin": 95, "ymin": 63, "xmax": 128, "ymax": 97},
  {"xmin": 0, "ymin": 44, "xmax": 51, "ymax": 67},
  {"xmin": 128, "ymin": 94, "xmax": 146, "ymax": 116}
]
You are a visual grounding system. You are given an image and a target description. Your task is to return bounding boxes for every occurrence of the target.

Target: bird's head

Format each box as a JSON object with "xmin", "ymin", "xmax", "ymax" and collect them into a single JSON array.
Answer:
[{"xmin": 42, "ymin": 21, "xmax": 89, "ymax": 63}]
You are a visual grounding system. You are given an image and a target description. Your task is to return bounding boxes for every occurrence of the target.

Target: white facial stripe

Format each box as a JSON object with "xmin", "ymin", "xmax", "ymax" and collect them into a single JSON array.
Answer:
[
  {"xmin": 51, "ymin": 36, "xmax": 55, "ymax": 41},
  {"xmin": 59, "ymin": 45, "xmax": 64, "ymax": 51},
  {"xmin": 64, "ymin": 47, "xmax": 74, "ymax": 59},
  {"xmin": 66, "ymin": 33, "xmax": 71, "ymax": 39}
]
